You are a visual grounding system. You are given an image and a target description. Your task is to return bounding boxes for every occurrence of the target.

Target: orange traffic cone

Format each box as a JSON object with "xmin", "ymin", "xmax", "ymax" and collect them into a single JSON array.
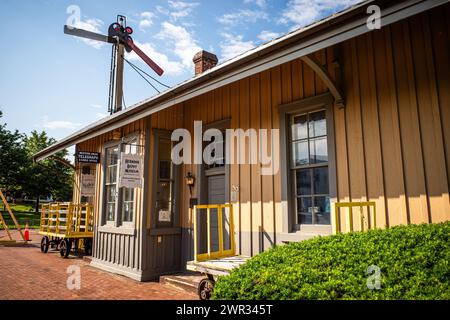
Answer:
[{"xmin": 24, "ymin": 223, "xmax": 30, "ymax": 241}]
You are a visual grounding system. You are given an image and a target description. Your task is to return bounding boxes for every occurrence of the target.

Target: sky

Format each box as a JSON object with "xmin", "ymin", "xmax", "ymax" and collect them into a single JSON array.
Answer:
[{"xmin": 0, "ymin": 0, "xmax": 361, "ymax": 143}]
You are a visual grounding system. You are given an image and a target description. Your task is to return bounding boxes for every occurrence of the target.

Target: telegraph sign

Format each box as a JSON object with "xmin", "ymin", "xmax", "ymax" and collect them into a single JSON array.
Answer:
[{"xmin": 77, "ymin": 151, "xmax": 101, "ymax": 164}]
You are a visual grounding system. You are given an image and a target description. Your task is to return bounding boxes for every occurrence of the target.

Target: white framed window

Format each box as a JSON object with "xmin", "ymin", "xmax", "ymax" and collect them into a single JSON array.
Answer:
[{"xmin": 102, "ymin": 135, "xmax": 139, "ymax": 227}]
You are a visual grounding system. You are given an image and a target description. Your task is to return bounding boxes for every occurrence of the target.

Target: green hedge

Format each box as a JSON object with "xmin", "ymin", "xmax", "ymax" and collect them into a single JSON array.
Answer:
[{"xmin": 213, "ymin": 222, "xmax": 450, "ymax": 300}]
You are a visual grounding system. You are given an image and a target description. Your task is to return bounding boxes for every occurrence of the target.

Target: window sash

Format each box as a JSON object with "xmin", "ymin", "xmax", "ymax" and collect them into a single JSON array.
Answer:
[
  {"xmin": 289, "ymin": 110, "xmax": 330, "ymax": 226},
  {"xmin": 102, "ymin": 136, "xmax": 139, "ymax": 226}
]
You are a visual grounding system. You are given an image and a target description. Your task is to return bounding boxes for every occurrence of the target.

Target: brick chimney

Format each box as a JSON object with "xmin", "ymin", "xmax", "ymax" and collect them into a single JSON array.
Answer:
[{"xmin": 193, "ymin": 50, "xmax": 218, "ymax": 75}]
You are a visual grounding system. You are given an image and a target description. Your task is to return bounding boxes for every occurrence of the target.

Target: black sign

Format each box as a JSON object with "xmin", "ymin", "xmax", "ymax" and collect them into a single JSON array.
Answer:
[{"xmin": 77, "ymin": 151, "xmax": 100, "ymax": 164}]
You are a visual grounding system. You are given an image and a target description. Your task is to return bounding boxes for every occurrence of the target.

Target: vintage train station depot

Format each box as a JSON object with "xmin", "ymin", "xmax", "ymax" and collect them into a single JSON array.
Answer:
[{"xmin": 34, "ymin": 0, "xmax": 450, "ymax": 281}]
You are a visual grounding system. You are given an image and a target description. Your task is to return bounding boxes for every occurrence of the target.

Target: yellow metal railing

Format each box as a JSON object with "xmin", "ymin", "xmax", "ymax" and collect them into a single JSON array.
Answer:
[
  {"xmin": 40, "ymin": 203, "xmax": 94, "ymax": 238},
  {"xmin": 334, "ymin": 201, "xmax": 377, "ymax": 234},
  {"xmin": 193, "ymin": 203, "xmax": 235, "ymax": 262}
]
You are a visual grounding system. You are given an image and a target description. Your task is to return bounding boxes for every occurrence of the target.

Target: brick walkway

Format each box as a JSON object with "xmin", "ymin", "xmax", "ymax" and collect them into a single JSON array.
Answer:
[{"xmin": 0, "ymin": 230, "xmax": 196, "ymax": 300}]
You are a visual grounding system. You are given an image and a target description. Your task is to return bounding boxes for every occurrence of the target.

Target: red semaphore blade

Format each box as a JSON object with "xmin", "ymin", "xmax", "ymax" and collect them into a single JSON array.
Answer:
[{"xmin": 127, "ymin": 39, "xmax": 164, "ymax": 76}]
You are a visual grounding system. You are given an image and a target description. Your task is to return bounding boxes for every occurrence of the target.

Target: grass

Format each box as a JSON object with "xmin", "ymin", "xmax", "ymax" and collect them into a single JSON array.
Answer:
[{"xmin": 0, "ymin": 203, "xmax": 40, "ymax": 229}]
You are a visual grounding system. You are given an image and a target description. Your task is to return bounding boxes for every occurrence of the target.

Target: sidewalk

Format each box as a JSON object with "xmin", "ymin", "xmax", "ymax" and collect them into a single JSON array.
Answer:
[{"xmin": 0, "ymin": 230, "xmax": 196, "ymax": 300}]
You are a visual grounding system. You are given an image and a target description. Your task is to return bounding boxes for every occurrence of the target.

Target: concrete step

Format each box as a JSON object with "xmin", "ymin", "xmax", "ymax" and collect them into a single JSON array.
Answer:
[{"xmin": 160, "ymin": 272, "xmax": 204, "ymax": 294}]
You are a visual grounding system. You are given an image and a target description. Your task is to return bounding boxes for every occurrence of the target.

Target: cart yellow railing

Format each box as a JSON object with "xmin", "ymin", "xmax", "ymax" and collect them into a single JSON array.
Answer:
[
  {"xmin": 193, "ymin": 203, "xmax": 235, "ymax": 262},
  {"xmin": 39, "ymin": 203, "xmax": 94, "ymax": 238},
  {"xmin": 334, "ymin": 201, "xmax": 377, "ymax": 234}
]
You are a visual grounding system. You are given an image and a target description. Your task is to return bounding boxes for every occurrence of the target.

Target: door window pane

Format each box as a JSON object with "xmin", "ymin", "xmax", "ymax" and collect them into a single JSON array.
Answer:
[
  {"xmin": 155, "ymin": 138, "xmax": 175, "ymax": 228},
  {"xmin": 296, "ymin": 169, "xmax": 311, "ymax": 196}
]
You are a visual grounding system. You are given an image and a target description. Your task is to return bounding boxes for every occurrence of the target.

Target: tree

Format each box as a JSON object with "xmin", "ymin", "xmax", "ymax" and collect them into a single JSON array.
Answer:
[
  {"xmin": 0, "ymin": 111, "xmax": 28, "ymax": 192},
  {"xmin": 22, "ymin": 131, "xmax": 74, "ymax": 212}
]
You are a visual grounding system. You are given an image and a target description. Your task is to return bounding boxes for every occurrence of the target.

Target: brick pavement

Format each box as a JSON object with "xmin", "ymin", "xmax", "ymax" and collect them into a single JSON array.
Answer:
[{"xmin": 0, "ymin": 230, "xmax": 196, "ymax": 300}]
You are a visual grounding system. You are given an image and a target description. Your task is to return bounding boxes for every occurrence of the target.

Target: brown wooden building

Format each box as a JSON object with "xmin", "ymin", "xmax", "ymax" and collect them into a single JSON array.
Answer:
[{"xmin": 35, "ymin": 0, "xmax": 450, "ymax": 281}]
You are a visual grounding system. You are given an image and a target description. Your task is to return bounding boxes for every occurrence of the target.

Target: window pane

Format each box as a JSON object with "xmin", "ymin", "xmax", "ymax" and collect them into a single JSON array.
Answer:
[
  {"xmin": 106, "ymin": 165, "xmax": 117, "ymax": 183},
  {"xmin": 310, "ymin": 137, "xmax": 328, "ymax": 164},
  {"xmin": 293, "ymin": 141, "xmax": 309, "ymax": 166},
  {"xmin": 159, "ymin": 140, "xmax": 171, "ymax": 160},
  {"xmin": 106, "ymin": 185, "xmax": 116, "ymax": 203},
  {"xmin": 314, "ymin": 196, "xmax": 330, "ymax": 225},
  {"xmin": 297, "ymin": 197, "xmax": 312, "ymax": 224},
  {"xmin": 123, "ymin": 187, "xmax": 134, "ymax": 202},
  {"xmin": 291, "ymin": 115, "xmax": 307, "ymax": 140},
  {"xmin": 159, "ymin": 160, "xmax": 171, "ymax": 180},
  {"xmin": 313, "ymin": 167, "xmax": 329, "ymax": 195},
  {"xmin": 122, "ymin": 201, "xmax": 134, "ymax": 222},
  {"xmin": 308, "ymin": 110, "xmax": 326, "ymax": 137},
  {"xmin": 106, "ymin": 203, "xmax": 115, "ymax": 221},
  {"xmin": 106, "ymin": 147, "xmax": 119, "ymax": 165},
  {"xmin": 296, "ymin": 169, "xmax": 311, "ymax": 196}
]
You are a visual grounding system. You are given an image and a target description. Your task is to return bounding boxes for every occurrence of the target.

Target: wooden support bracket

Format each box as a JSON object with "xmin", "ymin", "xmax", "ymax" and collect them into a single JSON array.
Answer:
[{"xmin": 300, "ymin": 54, "xmax": 345, "ymax": 108}]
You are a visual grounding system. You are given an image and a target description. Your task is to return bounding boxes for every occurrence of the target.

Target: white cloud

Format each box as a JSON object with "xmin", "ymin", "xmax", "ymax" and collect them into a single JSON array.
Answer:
[
  {"xmin": 279, "ymin": 0, "xmax": 361, "ymax": 28},
  {"xmin": 244, "ymin": 0, "xmax": 267, "ymax": 8},
  {"xmin": 157, "ymin": 22, "xmax": 201, "ymax": 70},
  {"xmin": 167, "ymin": 1, "xmax": 199, "ymax": 20},
  {"xmin": 41, "ymin": 116, "xmax": 82, "ymax": 130},
  {"xmin": 71, "ymin": 18, "xmax": 105, "ymax": 49},
  {"xmin": 218, "ymin": 9, "xmax": 269, "ymax": 26},
  {"xmin": 125, "ymin": 40, "xmax": 185, "ymax": 75},
  {"xmin": 257, "ymin": 30, "xmax": 281, "ymax": 42},
  {"xmin": 139, "ymin": 11, "xmax": 155, "ymax": 30},
  {"xmin": 220, "ymin": 33, "xmax": 255, "ymax": 61}
]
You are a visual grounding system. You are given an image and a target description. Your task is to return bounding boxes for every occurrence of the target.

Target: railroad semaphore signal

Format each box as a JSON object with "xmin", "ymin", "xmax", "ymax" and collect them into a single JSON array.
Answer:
[{"xmin": 64, "ymin": 15, "xmax": 164, "ymax": 114}]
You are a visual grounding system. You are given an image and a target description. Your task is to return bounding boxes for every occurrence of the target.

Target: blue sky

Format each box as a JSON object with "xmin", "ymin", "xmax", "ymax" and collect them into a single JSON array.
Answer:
[{"xmin": 0, "ymin": 0, "xmax": 360, "ymax": 142}]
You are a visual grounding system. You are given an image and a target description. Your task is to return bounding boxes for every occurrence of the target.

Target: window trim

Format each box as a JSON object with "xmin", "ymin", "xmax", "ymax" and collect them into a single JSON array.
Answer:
[
  {"xmin": 99, "ymin": 133, "xmax": 140, "ymax": 230},
  {"xmin": 278, "ymin": 93, "xmax": 337, "ymax": 237}
]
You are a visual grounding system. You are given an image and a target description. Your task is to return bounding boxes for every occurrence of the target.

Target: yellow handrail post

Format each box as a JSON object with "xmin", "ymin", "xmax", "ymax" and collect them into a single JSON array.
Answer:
[
  {"xmin": 218, "ymin": 205, "xmax": 224, "ymax": 256},
  {"xmin": 207, "ymin": 207, "xmax": 211, "ymax": 258},
  {"xmin": 193, "ymin": 206, "xmax": 198, "ymax": 262},
  {"xmin": 229, "ymin": 204, "xmax": 236, "ymax": 255}
]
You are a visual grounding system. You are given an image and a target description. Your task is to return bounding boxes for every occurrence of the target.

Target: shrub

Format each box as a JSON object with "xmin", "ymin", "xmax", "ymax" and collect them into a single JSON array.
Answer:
[{"xmin": 212, "ymin": 222, "xmax": 450, "ymax": 300}]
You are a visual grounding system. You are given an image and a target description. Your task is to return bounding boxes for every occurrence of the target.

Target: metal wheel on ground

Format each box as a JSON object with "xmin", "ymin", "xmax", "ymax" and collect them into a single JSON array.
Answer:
[
  {"xmin": 198, "ymin": 278, "xmax": 215, "ymax": 300},
  {"xmin": 40, "ymin": 236, "xmax": 49, "ymax": 253},
  {"xmin": 59, "ymin": 239, "xmax": 71, "ymax": 258}
]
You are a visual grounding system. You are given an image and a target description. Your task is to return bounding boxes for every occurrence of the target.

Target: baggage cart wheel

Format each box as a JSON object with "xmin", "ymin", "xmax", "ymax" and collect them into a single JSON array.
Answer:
[
  {"xmin": 40, "ymin": 236, "xmax": 49, "ymax": 253},
  {"xmin": 198, "ymin": 278, "xmax": 215, "ymax": 300},
  {"xmin": 84, "ymin": 239, "xmax": 92, "ymax": 256},
  {"xmin": 59, "ymin": 239, "xmax": 72, "ymax": 258}
]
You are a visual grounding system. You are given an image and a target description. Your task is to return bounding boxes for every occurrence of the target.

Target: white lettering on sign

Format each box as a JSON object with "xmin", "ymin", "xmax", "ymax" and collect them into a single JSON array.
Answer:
[
  {"xmin": 119, "ymin": 153, "xmax": 143, "ymax": 188},
  {"xmin": 81, "ymin": 174, "xmax": 96, "ymax": 196}
]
